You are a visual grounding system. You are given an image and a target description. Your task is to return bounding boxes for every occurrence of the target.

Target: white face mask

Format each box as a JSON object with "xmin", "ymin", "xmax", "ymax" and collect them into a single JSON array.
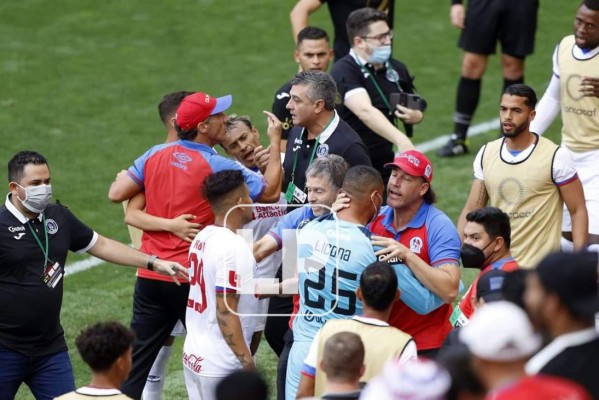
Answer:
[
  {"xmin": 367, "ymin": 45, "xmax": 392, "ymax": 64},
  {"xmin": 17, "ymin": 184, "xmax": 53, "ymax": 213}
]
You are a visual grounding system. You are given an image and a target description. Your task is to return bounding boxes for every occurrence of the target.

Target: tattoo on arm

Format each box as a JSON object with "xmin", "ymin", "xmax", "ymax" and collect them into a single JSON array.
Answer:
[{"xmin": 233, "ymin": 351, "xmax": 252, "ymax": 367}]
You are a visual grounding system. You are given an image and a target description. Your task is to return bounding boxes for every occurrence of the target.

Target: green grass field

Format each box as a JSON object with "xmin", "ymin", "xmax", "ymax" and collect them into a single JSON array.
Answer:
[{"xmin": 0, "ymin": 0, "xmax": 574, "ymax": 398}]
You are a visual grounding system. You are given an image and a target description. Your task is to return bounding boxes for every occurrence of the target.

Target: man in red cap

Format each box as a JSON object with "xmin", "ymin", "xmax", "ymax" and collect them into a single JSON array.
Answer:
[
  {"xmin": 370, "ymin": 149, "xmax": 461, "ymax": 358},
  {"xmin": 108, "ymin": 92, "xmax": 283, "ymax": 399}
]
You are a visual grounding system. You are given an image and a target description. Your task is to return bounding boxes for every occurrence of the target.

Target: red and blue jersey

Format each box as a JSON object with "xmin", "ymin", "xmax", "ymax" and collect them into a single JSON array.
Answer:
[
  {"xmin": 369, "ymin": 202, "xmax": 460, "ymax": 351},
  {"xmin": 457, "ymin": 257, "xmax": 519, "ymax": 320},
  {"xmin": 127, "ymin": 140, "xmax": 265, "ymax": 281}
]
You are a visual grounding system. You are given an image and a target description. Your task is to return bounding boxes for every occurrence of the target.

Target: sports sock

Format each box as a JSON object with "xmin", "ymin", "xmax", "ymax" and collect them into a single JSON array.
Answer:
[
  {"xmin": 503, "ymin": 76, "xmax": 524, "ymax": 93},
  {"xmin": 142, "ymin": 345, "xmax": 174, "ymax": 400},
  {"xmin": 453, "ymin": 77, "xmax": 481, "ymax": 140}
]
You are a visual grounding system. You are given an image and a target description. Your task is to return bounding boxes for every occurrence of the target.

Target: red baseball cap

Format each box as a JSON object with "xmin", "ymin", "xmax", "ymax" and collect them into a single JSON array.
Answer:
[
  {"xmin": 384, "ymin": 150, "xmax": 433, "ymax": 183},
  {"xmin": 175, "ymin": 92, "xmax": 232, "ymax": 131}
]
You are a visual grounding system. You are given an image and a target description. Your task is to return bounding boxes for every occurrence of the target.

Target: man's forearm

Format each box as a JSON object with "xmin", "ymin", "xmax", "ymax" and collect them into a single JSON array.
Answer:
[
  {"xmin": 404, "ymin": 254, "xmax": 460, "ymax": 304},
  {"xmin": 216, "ymin": 293, "xmax": 253, "ymax": 369}
]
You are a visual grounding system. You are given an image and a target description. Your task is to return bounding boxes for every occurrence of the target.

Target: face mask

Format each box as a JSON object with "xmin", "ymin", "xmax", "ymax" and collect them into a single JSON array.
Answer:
[
  {"xmin": 369, "ymin": 192, "xmax": 383, "ymax": 224},
  {"xmin": 17, "ymin": 184, "xmax": 52, "ymax": 213},
  {"xmin": 460, "ymin": 240, "xmax": 494, "ymax": 269},
  {"xmin": 368, "ymin": 45, "xmax": 391, "ymax": 64}
]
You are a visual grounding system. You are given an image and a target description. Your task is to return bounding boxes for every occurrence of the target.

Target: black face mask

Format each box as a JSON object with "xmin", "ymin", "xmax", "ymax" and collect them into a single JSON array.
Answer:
[{"xmin": 460, "ymin": 241, "xmax": 493, "ymax": 269}]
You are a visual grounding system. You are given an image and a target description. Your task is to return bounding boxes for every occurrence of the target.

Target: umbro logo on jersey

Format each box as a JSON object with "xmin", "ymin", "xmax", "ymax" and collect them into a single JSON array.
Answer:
[
  {"xmin": 276, "ymin": 92, "xmax": 290, "ymax": 100},
  {"xmin": 14, "ymin": 233, "xmax": 25, "ymax": 240},
  {"xmin": 173, "ymin": 152, "xmax": 192, "ymax": 164}
]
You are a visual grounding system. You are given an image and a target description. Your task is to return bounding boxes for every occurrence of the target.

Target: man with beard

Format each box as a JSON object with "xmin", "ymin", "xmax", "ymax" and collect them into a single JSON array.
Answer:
[
  {"xmin": 525, "ymin": 251, "xmax": 599, "ymax": 399},
  {"xmin": 457, "ymin": 84, "xmax": 587, "ymax": 268},
  {"xmin": 531, "ymin": 0, "xmax": 599, "ymax": 253}
]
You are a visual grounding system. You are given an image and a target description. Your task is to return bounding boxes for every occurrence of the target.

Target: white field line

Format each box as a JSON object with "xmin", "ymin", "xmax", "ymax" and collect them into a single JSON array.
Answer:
[{"xmin": 65, "ymin": 118, "xmax": 500, "ymax": 278}]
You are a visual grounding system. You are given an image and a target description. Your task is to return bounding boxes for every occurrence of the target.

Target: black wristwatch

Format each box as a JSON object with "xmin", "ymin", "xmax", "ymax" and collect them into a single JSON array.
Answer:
[{"xmin": 147, "ymin": 255, "xmax": 158, "ymax": 271}]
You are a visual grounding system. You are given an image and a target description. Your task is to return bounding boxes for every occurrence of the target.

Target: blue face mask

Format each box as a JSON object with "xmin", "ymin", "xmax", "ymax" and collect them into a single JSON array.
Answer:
[{"xmin": 367, "ymin": 45, "xmax": 391, "ymax": 64}]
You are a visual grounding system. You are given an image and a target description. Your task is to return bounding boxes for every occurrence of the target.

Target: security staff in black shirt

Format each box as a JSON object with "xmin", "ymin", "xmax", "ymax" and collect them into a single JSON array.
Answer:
[
  {"xmin": 0, "ymin": 151, "xmax": 186, "ymax": 400},
  {"xmin": 331, "ymin": 8, "xmax": 426, "ymax": 184}
]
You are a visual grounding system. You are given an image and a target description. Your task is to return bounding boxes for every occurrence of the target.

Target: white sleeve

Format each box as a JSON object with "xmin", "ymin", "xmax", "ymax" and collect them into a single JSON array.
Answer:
[
  {"xmin": 553, "ymin": 147, "xmax": 578, "ymax": 185},
  {"xmin": 530, "ymin": 75, "xmax": 561, "ymax": 135},
  {"xmin": 530, "ymin": 45, "xmax": 561, "ymax": 135},
  {"xmin": 397, "ymin": 340, "xmax": 418, "ymax": 365},
  {"xmin": 472, "ymin": 145, "xmax": 486, "ymax": 180}
]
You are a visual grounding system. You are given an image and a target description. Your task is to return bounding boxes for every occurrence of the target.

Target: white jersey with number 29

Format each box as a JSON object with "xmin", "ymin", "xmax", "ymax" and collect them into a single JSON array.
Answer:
[{"xmin": 183, "ymin": 225, "xmax": 258, "ymax": 377}]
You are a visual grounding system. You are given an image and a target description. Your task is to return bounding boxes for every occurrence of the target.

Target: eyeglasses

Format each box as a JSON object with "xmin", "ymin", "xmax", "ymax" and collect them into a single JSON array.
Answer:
[{"xmin": 361, "ymin": 30, "xmax": 393, "ymax": 44}]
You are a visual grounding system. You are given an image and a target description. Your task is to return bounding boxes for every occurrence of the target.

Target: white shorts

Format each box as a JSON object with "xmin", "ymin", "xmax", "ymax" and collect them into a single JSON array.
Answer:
[
  {"xmin": 562, "ymin": 147, "xmax": 599, "ymax": 235},
  {"xmin": 171, "ymin": 319, "xmax": 186, "ymax": 337},
  {"xmin": 183, "ymin": 367, "xmax": 223, "ymax": 400}
]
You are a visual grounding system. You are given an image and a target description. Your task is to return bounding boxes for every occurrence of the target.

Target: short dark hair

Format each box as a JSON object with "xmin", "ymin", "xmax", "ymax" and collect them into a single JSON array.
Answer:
[
  {"xmin": 360, "ymin": 262, "xmax": 398, "ymax": 311},
  {"xmin": 504, "ymin": 84, "xmax": 537, "ymax": 109},
  {"xmin": 346, "ymin": 8, "xmax": 389, "ymax": 45},
  {"xmin": 342, "ymin": 165, "xmax": 383, "ymax": 198},
  {"xmin": 158, "ymin": 91, "xmax": 195, "ymax": 126},
  {"xmin": 297, "ymin": 26, "xmax": 329, "ymax": 46},
  {"xmin": 465, "ymin": 207, "xmax": 511, "ymax": 248},
  {"xmin": 583, "ymin": 0, "xmax": 599, "ymax": 11},
  {"xmin": 321, "ymin": 332, "xmax": 365, "ymax": 382},
  {"xmin": 8, "ymin": 150, "xmax": 47, "ymax": 183},
  {"xmin": 216, "ymin": 370, "xmax": 268, "ymax": 400},
  {"xmin": 202, "ymin": 170, "xmax": 246, "ymax": 209},
  {"xmin": 75, "ymin": 321, "xmax": 134, "ymax": 372},
  {"xmin": 290, "ymin": 71, "xmax": 337, "ymax": 111}
]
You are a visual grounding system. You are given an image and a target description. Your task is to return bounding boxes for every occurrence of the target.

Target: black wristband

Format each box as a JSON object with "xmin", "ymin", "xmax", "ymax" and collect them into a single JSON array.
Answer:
[{"xmin": 147, "ymin": 255, "xmax": 158, "ymax": 271}]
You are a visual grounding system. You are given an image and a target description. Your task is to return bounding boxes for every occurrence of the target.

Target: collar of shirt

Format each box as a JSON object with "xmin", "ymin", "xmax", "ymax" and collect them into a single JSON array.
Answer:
[
  {"xmin": 573, "ymin": 42, "xmax": 599, "ymax": 59},
  {"xmin": 349, "ymin": 49, "xmax": 388, "ymax": 72},
  {"xmin": 485, "ymin": 256, "xmax": 517, "ymax": 271},
  {"xmin": 177, "ymin": 139, "xmax": 218, "ymax": 154},
  {"xmin": 378, "ymin": 202, "xmax": 430, "ymax": 236},
  {"xmin": 353, "ymin": 315, "xmax": 390, "ymax": 327},
  {"xmin": 525, "ymin": 327, "xmax": 599, "ymax": 375},
  {"xmin": 75, "ymin": 387, "xmax": 124, "ymax": 396},
  {"xmin": 319, "ymin": 110, "xmax": 340, "ymax": 144},
  {"xmin": 5, "ymin": 193, "xmax": 42, "ymax": 223}
]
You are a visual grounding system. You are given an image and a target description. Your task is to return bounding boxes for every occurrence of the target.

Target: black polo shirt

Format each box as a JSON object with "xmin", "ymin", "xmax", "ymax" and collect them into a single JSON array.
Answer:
[
  {"xmin": 331, "ymin": 51, "xmax": 417, "ymax": 181},
  {"xmin": 283, "ymin": 111, "xmax": 372, "ymax": 205},
  {"xmin": 272, "ymin": 80, "xmax": 294, "ymax": 140},
  {"xmin": 0, "ymin": 195, "xmax": 96, "ymax": 356}
]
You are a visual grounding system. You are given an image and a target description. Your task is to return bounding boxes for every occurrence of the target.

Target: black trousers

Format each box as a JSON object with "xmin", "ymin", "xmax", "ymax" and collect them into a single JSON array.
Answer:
[
  {"xmin": 121, "ymin": 277, "xmax": 189, "ymax": 400},
  {"xmin": 276, "ymin": 329, "xmax": 294, "ymax": 400}
]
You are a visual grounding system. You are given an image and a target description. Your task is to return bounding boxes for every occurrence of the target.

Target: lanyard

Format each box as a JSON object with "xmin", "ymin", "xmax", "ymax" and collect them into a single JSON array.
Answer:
[
  {"xmin": 290, "ymin": 114, "xmax": 336, "ymax": 184},
  {"xmin": 26, "ymin": 214, "xmax": 49, "ymax": 267},
  {"xmin": 355, "ymin": 57, "xmax": 403, "ymax": 116}
]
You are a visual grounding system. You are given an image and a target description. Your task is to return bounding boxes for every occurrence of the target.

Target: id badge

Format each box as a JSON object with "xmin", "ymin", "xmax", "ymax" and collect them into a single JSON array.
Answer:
[
  {"xmin": 285, "ymin": 183, "xmax": 297, "ymax": 203},
  {"xmin": 43, "ymin": 261, "xmax": 63, "ymax": 289}
]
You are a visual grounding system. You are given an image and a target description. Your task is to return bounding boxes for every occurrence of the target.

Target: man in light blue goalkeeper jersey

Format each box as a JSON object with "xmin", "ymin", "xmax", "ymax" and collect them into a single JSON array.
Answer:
[{"xmin": 285, "ymin": 165, "xmax": 385, "ymax": 400}]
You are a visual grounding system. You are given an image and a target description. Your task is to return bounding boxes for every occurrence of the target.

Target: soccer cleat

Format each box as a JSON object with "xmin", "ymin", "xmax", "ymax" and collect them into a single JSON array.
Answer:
[{"xmin": 436, "ymin": 135, "xmax": 469, "ymax": 157}]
